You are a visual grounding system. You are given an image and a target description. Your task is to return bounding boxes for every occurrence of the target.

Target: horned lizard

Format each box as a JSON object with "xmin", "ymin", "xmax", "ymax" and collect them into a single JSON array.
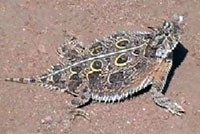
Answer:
[{"xmin": 4, "ymin": 18, "xmax": 185, "ymax": 116}]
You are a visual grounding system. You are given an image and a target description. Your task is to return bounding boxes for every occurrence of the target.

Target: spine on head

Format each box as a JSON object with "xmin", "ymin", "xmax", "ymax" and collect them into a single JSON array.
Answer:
[{"xmin": 172, "ymin": 14, "xmax": 184, "ymax": 24}]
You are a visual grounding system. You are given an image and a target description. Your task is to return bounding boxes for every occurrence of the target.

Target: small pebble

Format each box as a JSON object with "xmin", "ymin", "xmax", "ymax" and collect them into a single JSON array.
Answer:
[
  {"xmin": 126, "ymin": 120, "xmax": 131, "ymax": 124},
  {"xmin": 41, "ymin": 116, "xmax": 53, "ymax": 124},
  {"xmin": 38, "ymin": 44, "xmax": 47, "ymax": 53}
]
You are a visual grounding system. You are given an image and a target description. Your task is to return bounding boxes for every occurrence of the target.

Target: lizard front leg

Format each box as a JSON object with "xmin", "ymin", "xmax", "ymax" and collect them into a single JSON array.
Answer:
[{"xmin": 151, "ymin": 59, "xmax": 184, "ymax": 115}]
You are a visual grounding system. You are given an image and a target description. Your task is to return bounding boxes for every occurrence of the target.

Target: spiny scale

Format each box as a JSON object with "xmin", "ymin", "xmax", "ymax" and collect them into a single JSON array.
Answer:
[{"xmin": 4, "ymin": 18, "xmax": 185, "ymax": 115}]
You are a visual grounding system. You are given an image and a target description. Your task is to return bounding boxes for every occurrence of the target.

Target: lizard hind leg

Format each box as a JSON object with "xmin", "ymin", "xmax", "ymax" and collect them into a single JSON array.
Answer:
[
  {"xmin": 70, "ymin": 90, "xmax": 91, "ymax": 108},
  {"xmin": 69, "ymin": 87, "xmax": 91, "ymax": 120},
  {"xmin": 150, "ymin": 87, "xmax": 185, "ymax": 116}
]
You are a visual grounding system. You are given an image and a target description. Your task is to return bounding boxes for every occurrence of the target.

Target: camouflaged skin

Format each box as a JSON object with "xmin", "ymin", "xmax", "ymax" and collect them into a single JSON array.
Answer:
[{"xmin": 5, "ymin": 20, "xmax": 185, "ymax": 115}]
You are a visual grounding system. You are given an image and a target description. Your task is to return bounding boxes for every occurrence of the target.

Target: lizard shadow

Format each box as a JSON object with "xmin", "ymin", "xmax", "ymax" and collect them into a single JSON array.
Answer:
[{"xmin": 162, "ymin": 42, "xmax": 188, "ymax": 94}]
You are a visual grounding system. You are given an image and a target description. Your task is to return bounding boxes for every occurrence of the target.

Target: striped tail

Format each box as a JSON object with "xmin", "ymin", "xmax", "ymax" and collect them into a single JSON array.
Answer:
[{"xmin": 4, "ymin": 77, "xmax": 37, "ymax": 84}]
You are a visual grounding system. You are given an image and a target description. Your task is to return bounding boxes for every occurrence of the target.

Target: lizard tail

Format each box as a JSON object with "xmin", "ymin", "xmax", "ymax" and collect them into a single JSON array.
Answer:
[{"xmin": 4, "ymin": 77, "xmax": 37, "ymax": 84}]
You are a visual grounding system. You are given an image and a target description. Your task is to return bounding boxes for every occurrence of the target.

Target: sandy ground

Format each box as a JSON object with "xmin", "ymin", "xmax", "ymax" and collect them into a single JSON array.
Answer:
[{"xmin": 0, "ymin": 0, "xmax": 200, "ymax": 134}]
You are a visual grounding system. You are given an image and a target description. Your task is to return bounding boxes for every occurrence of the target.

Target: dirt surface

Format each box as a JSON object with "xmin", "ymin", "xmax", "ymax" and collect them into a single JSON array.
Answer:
[{"xmin": 0, "ymin": 0, "xmax": 200, "ymax": 134}]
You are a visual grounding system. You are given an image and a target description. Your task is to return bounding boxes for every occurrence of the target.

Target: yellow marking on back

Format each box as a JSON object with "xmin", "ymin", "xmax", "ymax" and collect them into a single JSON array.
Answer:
[
  {"xmin": 114, "ymin": 53, "xmax": 128, "ymax": 67},
  {"xmin": 69, "ymin": 68, "xmax": 78, "ymax": 78},
  {"xmin": 115, "ymin": 39, "xmax": 129, "ymax": 49},
  {"xmin": 90, "ymin": 60, "xmax": 102, "ymax": 72},
  {"xmin": 47, "ymin": 76, "xmax": 54, "ymax": 83},
  {"xmin": 90, "ymin": 45, "xmax": 104, "ymax": 56},
  {"xmin": 86, "ymin": 71, "xmax": 94, "ymax": 80},
  {"xmin": 143, "ymin": 45, "xmax": 147, "ymax": 56}
]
